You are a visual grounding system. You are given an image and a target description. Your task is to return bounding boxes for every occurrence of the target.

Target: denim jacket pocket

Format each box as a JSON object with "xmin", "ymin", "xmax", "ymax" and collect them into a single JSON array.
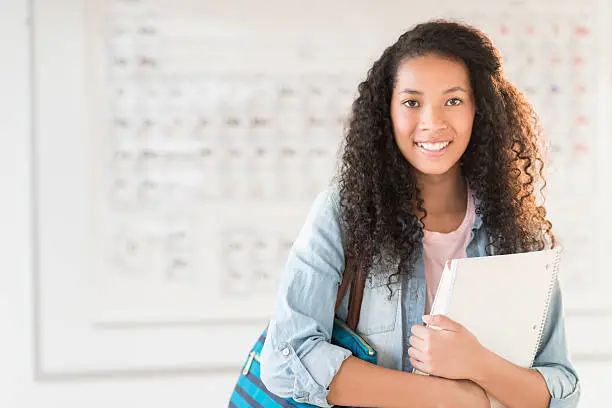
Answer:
[{"xmin": 356, "ymin": 277, "xmax": 400, "ymax": 335}]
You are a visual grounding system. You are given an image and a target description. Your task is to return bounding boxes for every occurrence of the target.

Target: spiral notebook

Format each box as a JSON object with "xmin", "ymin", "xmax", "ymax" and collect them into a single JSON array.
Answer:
[{"xmin": 413, "ymin": 248, "xmax": 561, "ymax": 408}]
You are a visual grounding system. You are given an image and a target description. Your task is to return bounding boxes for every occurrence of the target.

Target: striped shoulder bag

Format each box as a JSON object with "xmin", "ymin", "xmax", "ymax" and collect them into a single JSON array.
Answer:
[{"xmin": 229, "ymin": 258, "xmax": 377, "ymax": 407}]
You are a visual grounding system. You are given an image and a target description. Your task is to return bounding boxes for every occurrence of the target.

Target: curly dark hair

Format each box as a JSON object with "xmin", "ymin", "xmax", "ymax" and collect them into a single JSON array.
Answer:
[{"xmin": 336, "ymin": 19, "xmax": 555, "ymax": 285}]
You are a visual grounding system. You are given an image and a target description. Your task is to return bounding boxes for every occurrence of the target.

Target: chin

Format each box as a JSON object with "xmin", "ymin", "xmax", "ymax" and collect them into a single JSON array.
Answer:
[
  {"xmin": 412, "ymin": 163, "xmax": 456, "ymax": 176},
  {"xmin": 421, "ymin": 168, "xmax": 452, "ymax": 176}
]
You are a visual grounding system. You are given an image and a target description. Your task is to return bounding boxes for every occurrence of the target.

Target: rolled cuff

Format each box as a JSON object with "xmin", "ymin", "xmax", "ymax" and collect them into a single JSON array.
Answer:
[
  {"xmin": 277, "ymin": 339, "xmax": 352, "ymax": 407},
  {"xmin": 532, "ymin": 365, "xmax": 581, "ymax": 408}
]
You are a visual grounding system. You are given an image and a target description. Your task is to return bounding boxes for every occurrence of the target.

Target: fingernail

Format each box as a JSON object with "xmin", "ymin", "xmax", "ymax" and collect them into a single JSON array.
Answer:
[{"xmin": 422, "ymin": 315, "xmax": 431, "ymax": 323}]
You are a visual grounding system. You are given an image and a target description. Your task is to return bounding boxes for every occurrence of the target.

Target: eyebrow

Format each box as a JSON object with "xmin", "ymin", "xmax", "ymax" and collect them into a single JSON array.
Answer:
[{"xmin": 399, "ymin": 86, "xmax": 469, "ymax": 95}]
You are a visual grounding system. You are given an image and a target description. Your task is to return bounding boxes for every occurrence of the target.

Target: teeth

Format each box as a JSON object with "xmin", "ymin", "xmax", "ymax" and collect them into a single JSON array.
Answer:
[{"xmin": 417, "ymin": 141, "xmax": 450, "ymax": 152}]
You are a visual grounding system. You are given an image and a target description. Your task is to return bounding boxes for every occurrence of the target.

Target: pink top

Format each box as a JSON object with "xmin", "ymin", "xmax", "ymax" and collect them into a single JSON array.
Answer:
[{"xmin": 422, "ymin": 189, "xmax": 476, "ymax": 314}]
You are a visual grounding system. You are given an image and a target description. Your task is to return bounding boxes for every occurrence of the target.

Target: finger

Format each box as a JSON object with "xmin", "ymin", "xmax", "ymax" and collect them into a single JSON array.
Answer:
[
  {"xmin": 408, "ymin": 334, "xmax": 426, "ymax": 351},
  {"xmin": 409, "ymin": 357, "xmax": 429, "ymax": 374},
  {"xmin": 407, "ymin": 345, "xmax": 427, "ymax": 362},
  {"xmin": 410, "ymin": 324, "xmax": 430, "ymax": 340},
  {"xmin": 423, "ymin": 314, "xmax": 462, "ymax": 332}
]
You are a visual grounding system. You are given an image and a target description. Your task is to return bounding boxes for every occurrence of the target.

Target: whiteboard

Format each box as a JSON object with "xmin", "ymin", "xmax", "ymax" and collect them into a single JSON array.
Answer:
[{"xmin": 33, "ymin": 0, "xmax": 612, "ymax": 376}]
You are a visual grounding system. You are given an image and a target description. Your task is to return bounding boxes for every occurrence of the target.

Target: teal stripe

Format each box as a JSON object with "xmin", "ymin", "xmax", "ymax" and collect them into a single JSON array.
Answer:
[
  {"xmin": 230, "ymin": 389, "xmax": 253, "ymax": 408},
  {"xmin": 234, "ymin": 384, "xmax": 264, "ymax": 408},
  {"xmin": 238, "ymin": 376, "xmax": 283, "ymax": 408},
  {"xmin": 250, "ymin": 357, "xmax": 260, "ymax": 377},
  {"xmin": 252, "ymin": 341, "xmax": 264, "ymax": 355}
]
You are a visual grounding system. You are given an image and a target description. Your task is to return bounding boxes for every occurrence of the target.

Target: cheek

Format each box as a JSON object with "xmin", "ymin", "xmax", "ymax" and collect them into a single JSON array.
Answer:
[
  {"xmin": 451, "ymin": 111, "xmax": 475, "ymax": 141},
  {"xmin": 392, "ymin": 110, "xmax": 418, "ymax": 139}
]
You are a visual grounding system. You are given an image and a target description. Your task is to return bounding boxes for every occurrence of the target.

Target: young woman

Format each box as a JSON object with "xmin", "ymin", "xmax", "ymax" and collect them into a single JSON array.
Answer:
[{"xmin": 260, "ymin": 20, "xmax": 580, "ymax": 408}]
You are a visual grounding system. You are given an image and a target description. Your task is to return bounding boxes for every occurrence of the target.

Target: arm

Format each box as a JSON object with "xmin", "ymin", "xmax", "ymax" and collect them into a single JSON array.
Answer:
[
  {"xmin": 260, "ymin": 187, "xmax": 488, "ymax": 408},
  {"xmin": 529, "ymin": 279, "xmax": 581, "ymax": 407},
  {"xmin": 328, "ymin": 356, "xmax": 489, "ymax": 408},
  {"xmin": 260, "ymin": 187, "xmax": 349, "ymax": 406},
  {"xmin": 470, "ymin": 279, "xmax": 580, "ymax": 408},
  {"xmin": 471, "ymin": 348, "xmax": 551, "ymax": 408}
]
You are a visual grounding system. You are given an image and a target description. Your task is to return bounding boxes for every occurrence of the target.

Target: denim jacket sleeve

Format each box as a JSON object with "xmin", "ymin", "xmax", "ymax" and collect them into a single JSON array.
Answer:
[
  {"xmin": 531, "ymin": 278, "xmax": 581, "ymax": 407},
  {"xmin": 259, "ymin": 187, "xmax": 351, "ymax": 407}
]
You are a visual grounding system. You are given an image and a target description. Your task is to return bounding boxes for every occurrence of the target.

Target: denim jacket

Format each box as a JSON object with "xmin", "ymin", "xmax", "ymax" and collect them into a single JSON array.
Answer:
[{"xmin": 260, "ymin": 186, "xmax": 581, "ymax": 407}]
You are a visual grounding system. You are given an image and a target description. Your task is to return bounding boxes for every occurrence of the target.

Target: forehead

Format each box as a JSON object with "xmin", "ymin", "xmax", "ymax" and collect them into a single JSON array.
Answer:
[{"xmin": 394, "ymin": 54, "xmax": 471, "ymax": 91}]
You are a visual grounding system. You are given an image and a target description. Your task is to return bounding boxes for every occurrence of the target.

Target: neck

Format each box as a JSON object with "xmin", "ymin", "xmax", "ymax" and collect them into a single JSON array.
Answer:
[{"xmin": 414, "ymin": 164, "xmax": 467, "ymax": 217}]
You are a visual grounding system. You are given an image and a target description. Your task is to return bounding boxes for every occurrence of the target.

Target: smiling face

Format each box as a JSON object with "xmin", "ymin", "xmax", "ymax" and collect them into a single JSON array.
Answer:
[{"xmin": 390, "ymin": 54, "xmax": 476, "ymax": 177}]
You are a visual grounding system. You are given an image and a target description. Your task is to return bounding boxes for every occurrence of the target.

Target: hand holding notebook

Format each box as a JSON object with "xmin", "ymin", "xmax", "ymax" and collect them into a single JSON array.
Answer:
[{"xmin": 412, "ymin": 248, "xmax": 561, "ymax": 408}]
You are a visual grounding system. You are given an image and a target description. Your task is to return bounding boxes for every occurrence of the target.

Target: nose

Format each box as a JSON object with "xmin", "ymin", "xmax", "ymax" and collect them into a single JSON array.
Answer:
[{"xmin": 418, "ymin": 104, "xmax": 447, "ymax": 132}]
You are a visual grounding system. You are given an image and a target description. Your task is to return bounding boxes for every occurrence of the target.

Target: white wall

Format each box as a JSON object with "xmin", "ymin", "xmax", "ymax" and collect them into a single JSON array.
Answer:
[
  {"xmin": 0, "ymin": 1, "xmax": 609, "ymax": 407},
  {"xmin": 0, "ymin": 1, "xmax": 237, "ymax": 407}
]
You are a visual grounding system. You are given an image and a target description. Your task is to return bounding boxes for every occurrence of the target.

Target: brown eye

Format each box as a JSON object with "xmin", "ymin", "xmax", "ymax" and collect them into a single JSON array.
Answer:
[
  {"xmin": 446, "ymin": 98, "xmax": 462, "ymax": 106},
  {"xmin": 403, "ymin": 100, "xmax": 420, "ymax": 108}
]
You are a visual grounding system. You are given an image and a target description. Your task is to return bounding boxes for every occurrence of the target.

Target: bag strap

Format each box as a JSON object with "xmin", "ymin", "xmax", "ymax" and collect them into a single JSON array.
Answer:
[{"xmin": 334, "ymin": 256, "xmax": 366, "ymax": 331}]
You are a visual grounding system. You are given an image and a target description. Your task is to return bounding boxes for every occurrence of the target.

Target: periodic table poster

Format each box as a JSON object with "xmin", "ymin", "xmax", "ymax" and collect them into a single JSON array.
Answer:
[{"xmin": 34, "ymin": 0, "xmax": 611, "ymax": 375}]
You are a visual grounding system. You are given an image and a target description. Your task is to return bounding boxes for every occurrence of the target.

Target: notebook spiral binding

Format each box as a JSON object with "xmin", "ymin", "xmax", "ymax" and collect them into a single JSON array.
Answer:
[{"xmin": 528, "ymin": 248, "xmax": 561, "ymax": 366}]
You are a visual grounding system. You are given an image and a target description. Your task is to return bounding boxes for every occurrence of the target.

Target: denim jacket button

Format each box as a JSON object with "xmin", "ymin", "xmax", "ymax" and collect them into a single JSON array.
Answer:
[{"xmin": 281, "ymin": 347, "xmax": 291, "ymax": 357}]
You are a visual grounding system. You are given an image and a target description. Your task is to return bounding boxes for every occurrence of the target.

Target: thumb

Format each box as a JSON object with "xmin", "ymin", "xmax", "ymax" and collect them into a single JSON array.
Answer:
[{"xmin": 422, "ymin": 314, "xmax": 463, "ymax": 332}]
